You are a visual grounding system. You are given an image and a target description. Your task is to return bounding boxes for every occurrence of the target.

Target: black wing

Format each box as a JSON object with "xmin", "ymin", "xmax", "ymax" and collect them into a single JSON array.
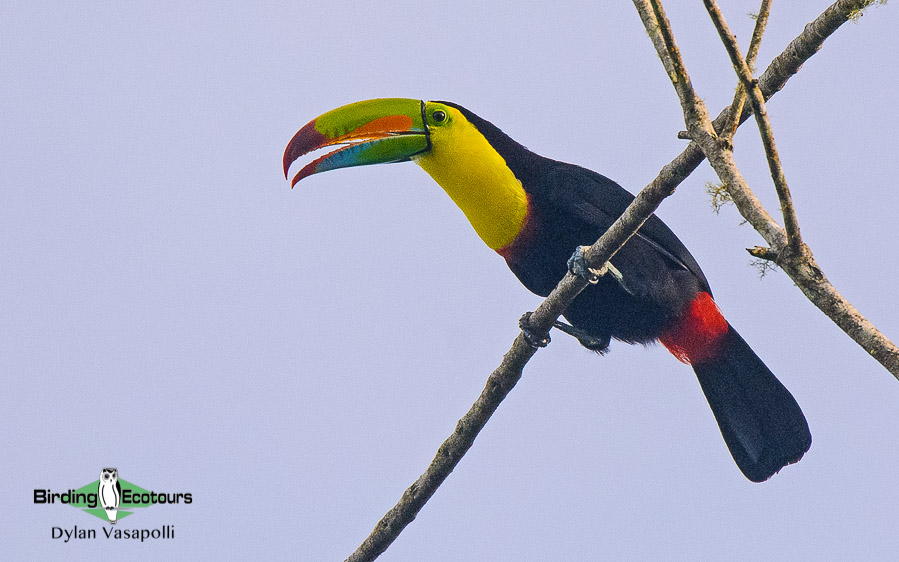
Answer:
[{"xmin": 539, "ymin": 161, "xmax": 711, "ymax": 293}]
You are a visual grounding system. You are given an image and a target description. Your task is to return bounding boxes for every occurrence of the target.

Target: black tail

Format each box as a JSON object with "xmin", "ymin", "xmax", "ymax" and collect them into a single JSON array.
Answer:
[{"xmin": 692, "ymin": 324, "xmax": 811, "ymax": 482}]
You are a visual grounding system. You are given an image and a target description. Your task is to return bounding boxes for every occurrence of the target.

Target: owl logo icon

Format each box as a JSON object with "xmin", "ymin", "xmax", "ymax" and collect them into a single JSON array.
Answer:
[{"xmin": 98, "ymin": 468, "xmax": 122, "ymax": 524}]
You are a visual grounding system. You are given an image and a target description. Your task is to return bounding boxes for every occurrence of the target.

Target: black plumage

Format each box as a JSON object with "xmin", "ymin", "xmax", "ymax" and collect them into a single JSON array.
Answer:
[{"xmin": 446, "ymin": 102, "xmax": 811, "ymax": 481}]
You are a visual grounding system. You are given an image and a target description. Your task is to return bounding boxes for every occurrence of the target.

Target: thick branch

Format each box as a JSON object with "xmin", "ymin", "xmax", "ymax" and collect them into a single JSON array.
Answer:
[
  {"xmin": 346, "ymin": 337, "xmax": 537, "ymax": 562},
  {"xmin": 780, "ymin": 249, "xmax": 899, "ymax": 376},
  {"xmin": 346, "ymin": 2, "xmax": 896, "ymax": 559},
  {"xmin": 759, "ymin": 0, "xmax": 884, "ymax": 101}
]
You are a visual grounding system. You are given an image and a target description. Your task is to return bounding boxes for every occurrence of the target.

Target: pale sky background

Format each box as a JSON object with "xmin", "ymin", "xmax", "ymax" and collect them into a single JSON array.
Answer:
[{"xmin": 3, "ymin": 2, "xmax": 898, "ymax": 560}]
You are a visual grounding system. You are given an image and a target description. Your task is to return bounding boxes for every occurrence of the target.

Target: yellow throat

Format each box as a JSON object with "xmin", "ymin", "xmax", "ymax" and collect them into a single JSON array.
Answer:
[{"xmin": 414, "ymin": 106, "xmax": 528, "ymax": 250}]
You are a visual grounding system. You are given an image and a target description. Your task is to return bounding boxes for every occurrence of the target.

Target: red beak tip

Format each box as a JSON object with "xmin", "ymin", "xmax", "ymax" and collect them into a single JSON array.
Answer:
[{"xmin": 282, "ymin": 121, "xmax": 330, "ymax": 184}]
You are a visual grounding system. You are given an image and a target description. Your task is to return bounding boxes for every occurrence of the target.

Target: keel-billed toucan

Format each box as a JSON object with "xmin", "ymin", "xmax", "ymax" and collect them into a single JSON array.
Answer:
[{"xmin": 282, "ymin": 98, "xmax": 811, "ymax": 482}]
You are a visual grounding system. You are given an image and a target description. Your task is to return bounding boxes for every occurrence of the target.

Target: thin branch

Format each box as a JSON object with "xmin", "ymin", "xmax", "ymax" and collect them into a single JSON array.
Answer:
[
  {"xmin": 745, "ymin": 4, "xmax": 770, "ymax": 82},
  {"xmin": 703, "ymin": 0, "xmax": 803, "ymax": 253},
  {"xmin": 346, "ymin": 1, "xmax": 896, "ymax": 559},
  {"xmin": 723, "ymin": 0, "xmax": 771, "ymax": 140},
  {"xmin": 634, "ymin": 0, "xmax": 888, "ymax": 223}
]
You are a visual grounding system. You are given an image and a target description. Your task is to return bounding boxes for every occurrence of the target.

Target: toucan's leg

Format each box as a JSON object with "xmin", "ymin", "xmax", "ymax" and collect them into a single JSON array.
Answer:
[
  {"xmin": 519, "ymin": 312, "xmax": 610, "ymax": 353},
  {"xmin": 567, "ymin": 246, "xmax": 634, "ymax": 296}
]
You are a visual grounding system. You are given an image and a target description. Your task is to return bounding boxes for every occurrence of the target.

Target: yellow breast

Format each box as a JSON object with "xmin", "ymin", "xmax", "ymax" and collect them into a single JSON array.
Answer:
[{"xmin": 414, "ymin": 107, "xmax": 528, "ymax": 250}]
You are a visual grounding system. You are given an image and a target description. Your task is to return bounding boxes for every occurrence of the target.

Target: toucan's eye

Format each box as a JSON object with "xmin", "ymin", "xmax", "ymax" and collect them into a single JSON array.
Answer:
[{"xmin": 432, "ymin": 110, "xmax": 447, "ymax": 123}]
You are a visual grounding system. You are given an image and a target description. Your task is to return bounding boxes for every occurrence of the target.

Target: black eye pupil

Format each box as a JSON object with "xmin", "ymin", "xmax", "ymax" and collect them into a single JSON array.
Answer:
[{"xmin": 433, "ymin": 110, "xmax": 446, "ymax": 123}]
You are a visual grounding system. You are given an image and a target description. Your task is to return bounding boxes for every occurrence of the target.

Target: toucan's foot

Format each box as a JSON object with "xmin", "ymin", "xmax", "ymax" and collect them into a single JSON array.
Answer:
[
  {"xmin": 519, "ymin": 312, "xmax": 550, "ymax": 348},
  {"xmin": 567, "ymin": 246, "xmax": 603, "ymax": 283},
  {"xmin": 553, "ymin": 321, "xmax": 611, "ymax": 353},
  {"xmin": 567, "ymin": 246, "xmax": 634, "ymax": 295}
]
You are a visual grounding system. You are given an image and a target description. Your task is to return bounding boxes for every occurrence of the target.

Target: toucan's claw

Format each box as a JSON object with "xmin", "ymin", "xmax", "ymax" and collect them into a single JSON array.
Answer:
[
  {"xmin": 567, "ymin": 246, "xmax": 635, "ymax": 295},
  {"xmin": 567, "ymin": 246, "xmax": 603, "ymax": 284},
  {"xmin": 519, "ymin": 312, "xmax": 550, "ymax": 348}
]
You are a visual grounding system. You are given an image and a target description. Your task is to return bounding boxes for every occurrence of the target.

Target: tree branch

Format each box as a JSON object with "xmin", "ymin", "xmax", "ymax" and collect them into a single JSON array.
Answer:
[
  {"xmin": 346, "ymin": 1, "xmax": 896, "ymax": 559},
  {"xmin": 634, "ymin": 0, "xmax": 899, "ymax": 377},
  {"xmin": 631, "ymin": 0, "xmax": 871, "ymax": 244},
  {"xmin": 673, "ymin": 0, "xmax": 887, "ymax": 193},
  {"xmin": 346, "ymin": 336, "xmax": 536, "ymax": 562},
  {"xmin": 722, "ymin": 0, "xmax": 771, "ymax": 140},
  {"xmin": 703, "ymin": 0, "xmax": 803, "ymax": 253}
]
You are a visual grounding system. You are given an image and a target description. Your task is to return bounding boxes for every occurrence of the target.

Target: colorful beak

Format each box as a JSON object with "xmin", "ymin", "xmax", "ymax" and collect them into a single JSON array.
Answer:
[{"xmin": 283, "ymin": 98, "xmax": 429, "ymax": 187}]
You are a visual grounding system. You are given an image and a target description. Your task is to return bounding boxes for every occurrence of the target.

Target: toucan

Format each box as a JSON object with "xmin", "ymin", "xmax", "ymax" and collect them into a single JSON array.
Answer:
[{"xmin": 282, "ymin": 98, "xmax": 811, "ymax": 482}]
